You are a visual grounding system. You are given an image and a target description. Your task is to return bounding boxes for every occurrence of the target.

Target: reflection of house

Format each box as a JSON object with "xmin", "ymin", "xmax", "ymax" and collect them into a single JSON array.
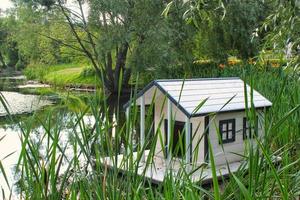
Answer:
[{"xmin": 124, "ymin": 77, "xmax": 272, "ymax": 166}]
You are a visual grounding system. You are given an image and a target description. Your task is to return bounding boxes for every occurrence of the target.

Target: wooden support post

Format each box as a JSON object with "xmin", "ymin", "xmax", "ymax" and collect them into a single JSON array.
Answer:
[
  {"xmin": 140, "ymin": 96, "xmax": 145, "ymax": 162},
  {"xmin": 126, "ymin": 107, "xmax": 131, "ymax": 154},
  {"xmin": 167, "ymin": 99, "xmax": 172, "ymax": 164},
  {"xmin": 185, "ymin": 116, "xmax": 191, "ymax": 169}
]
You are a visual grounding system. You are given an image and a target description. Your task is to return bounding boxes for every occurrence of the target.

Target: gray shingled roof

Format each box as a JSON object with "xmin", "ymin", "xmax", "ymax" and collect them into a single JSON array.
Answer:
[{"xmin": 124, "ymin": 77, "xmax": 272, "ymax": 117}]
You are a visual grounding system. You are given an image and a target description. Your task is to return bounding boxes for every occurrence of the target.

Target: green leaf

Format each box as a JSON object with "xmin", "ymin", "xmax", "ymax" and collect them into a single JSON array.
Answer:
[
  {"xmin": 231, "ymin": 173, "xmax": 252, "ymax": 200},
  {"xmin": 162, "ymin": 1, "xmax": 174, "ymax": 17},
  {"xmin": 208, "ymin": 140, "xmax": 220, "ymax": 200}
]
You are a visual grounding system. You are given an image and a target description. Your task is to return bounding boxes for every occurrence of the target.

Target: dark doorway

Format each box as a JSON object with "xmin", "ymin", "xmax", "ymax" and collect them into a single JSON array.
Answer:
[
  {"xmin": 164, "ymin": 120, "xmax": 187, "ymax": 158},
  {"xmin": 135, "ymin": 105, "xmax": 155, "ymax": 149}
]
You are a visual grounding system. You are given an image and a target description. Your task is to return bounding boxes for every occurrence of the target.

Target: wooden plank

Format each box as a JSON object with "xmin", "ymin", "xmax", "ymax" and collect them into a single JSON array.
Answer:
[
  {"xmin": 167, "ymin": 88, "xmax": 251, "ymax": 97},
  {"xmin": 161, "ymin": 82, "xmax": 244, "ymax": 91},
  {"xmin": 185, "ymin": 101, "xmax": 271, "ymax": 114},
  {"xmin": 185, "ymin": 116, "xmax": 191, "ymax": 165},
  {"xmin": 140, "ymin": 95, "xmax": 145, "ymax": 162},
  {"xmin": 100, "ymin": 150, "xmax": 282, "ymax": 184},
  {"xmin": 158, "ymin": 79, "xmax": 242, "ymax": 87},
  {"xmin": 167, "ymin": 99, "xmax": 172, "ymax": 163},
  {"xmin": 175, "ymin": 93, "xmax": 265, "ymax": 104},
  {"xmin": 180, "ymin": 96, "xmax": 268, "ymax": 109}
]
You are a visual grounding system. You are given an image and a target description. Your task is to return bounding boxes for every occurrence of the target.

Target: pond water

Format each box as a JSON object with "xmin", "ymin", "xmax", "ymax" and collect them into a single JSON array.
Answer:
[
  {"xmin": 0, "ymin": 91, "xmax": 53, "ymax": 116},
  {"xmin": 0, "ymin": 75, "xmax": 98, "ymax": 198}
]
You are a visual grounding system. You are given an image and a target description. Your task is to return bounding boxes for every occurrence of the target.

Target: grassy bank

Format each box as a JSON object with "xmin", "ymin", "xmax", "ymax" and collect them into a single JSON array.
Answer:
[{"xmin": 23, "ymin": 63, "xmax": 99, "ymax": 87}]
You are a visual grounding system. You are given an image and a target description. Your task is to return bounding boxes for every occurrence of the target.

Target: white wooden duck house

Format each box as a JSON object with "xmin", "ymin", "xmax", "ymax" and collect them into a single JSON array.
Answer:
[
  {"xmin": 124, "ymin": 77, "xmax": 272, "ymax": 166},
  {"xmin": 104, "ymin": 77, "xmax": 272, "ymax": 183}
]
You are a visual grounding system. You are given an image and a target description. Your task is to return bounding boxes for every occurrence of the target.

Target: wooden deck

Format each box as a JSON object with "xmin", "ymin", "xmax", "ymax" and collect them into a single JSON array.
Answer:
[{"xmin": 101, "ymin": 150, "xmax": 249, "ymax": 184}]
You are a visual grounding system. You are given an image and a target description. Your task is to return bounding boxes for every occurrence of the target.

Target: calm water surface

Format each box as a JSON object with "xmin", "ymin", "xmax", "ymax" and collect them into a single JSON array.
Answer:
[{"xmin": 0, "ymin": 75, "xmax": 96, "ymax": 198}]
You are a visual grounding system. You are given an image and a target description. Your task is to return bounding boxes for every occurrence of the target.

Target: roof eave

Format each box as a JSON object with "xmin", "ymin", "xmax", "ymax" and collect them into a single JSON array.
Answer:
[{"xmin": 123, "ymin": 80, "xmax": 192, "ymax": 118}]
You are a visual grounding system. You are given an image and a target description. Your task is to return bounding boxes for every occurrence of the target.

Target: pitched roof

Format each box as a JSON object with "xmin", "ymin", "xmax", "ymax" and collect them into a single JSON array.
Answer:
[{"xmin": 124, "ymin": 77, "xmax": 272, "ymax": 118}]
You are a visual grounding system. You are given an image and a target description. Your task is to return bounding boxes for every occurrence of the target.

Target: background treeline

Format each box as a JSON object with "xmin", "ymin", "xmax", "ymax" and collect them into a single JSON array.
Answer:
[{"xmin": 0, "ymin": 0, "xmax": 298, "ymax": 92}]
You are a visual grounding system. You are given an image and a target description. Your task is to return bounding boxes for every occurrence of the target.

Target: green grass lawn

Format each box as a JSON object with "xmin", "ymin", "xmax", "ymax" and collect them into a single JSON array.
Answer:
[
  {"xmin": 44, "ymin": 67, "xmax": 97, "ymax": 86},
  {"xmin": 24, "ymin": 63, "xmax": 99, "ymax": 87}
]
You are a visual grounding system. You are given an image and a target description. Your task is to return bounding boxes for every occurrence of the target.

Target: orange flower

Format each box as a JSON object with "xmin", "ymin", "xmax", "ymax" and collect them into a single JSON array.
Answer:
[
  {"xmin": 219, "ymin": 63, "xmax": 225, "ymax": 69},
  {"xmin": 271, "ymin": 63, "xmax": 280, "ymax": 68},
  {"xmin": 248, "ymin": 58, "xmax": 254, "ymax": 64}
]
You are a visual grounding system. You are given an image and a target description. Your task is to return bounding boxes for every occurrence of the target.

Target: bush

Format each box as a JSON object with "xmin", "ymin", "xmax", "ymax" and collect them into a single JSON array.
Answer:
[
  {"xmin": 23, "ymin": 65, "xmax": 47, "ymax": 80},
  {"xmin": 80, "ymin": 67, "xmax": 95, "ymax": 77},
  {"xmin": 15, "ymin": 59, "xmax": 26, "ymax": 71}
]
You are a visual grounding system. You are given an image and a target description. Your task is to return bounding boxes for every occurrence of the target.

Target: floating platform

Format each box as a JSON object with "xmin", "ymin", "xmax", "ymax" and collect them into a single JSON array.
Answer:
[{"xmin": 100, "ymin": 150, "xmax": 259, "ymax": 184}]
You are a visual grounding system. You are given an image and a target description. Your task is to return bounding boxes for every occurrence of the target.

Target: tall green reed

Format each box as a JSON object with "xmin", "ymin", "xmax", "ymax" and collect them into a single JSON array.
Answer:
[{"xmin": 0, "ymin": 65, "xmax": 299, "ymax": 199}]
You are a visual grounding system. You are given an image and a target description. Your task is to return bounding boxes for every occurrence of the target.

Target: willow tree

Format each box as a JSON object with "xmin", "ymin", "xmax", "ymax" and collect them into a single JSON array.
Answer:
[
  {"xmin": 165, "ymin": 0, "xmax": 273, "ymax": 62},
  {"xmin": 17, "ymin": 0, "xmax": 168, "ymax": 94},
  {"xmin": 262, "ymin": 0, "xmax": 300, "ymax": 75},
  {"xmin": 0, "ymin": 18, "xmax": 7, "ymax": 68},
  {"xmin": 0, "ymin": 15, "xmax": 19, "ymax": 69}
]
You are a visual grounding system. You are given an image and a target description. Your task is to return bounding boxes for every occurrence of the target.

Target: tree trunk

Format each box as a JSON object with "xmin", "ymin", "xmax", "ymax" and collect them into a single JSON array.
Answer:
[
  {"xmin": 113, "ymin": 42, "xmax": 129, "ymax": 94},
  {"xmin": 58, "ymin": 1, "xmax": 132, "ymax": 95},
  {"xmin": 0, "ymin": 51, "xmax": 7, "ymax": 68}
]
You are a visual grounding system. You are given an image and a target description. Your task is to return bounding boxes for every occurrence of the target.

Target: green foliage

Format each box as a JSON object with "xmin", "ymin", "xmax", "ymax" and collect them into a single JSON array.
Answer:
[
  {"xmin": 88, "ymin": 0, "xmax": 196, "ymax": 91},
  {"xmin": 80, "ymin": 67, "xmax": 96, "ymax": 78},
  {"xmin": 0, "ymin": 15, "xmax": 19, "ymax": 68},
  {"xmin": 0, "ymin": 0, "xmax": 299, "ymax": 198},
  {"xmin": 1, "ymin": 3, "xmax": 87, "ymax": 69},
  {"xmin": 130, "ymin": 1, "xmax": 196, "ymax": 84},
  {"xmin": 192, "ymin": 0, "xmax": 272, "ymax": 61},
  {"xmin": 262, "ymin": 0, "xmax": 300, "ymax": 75}
]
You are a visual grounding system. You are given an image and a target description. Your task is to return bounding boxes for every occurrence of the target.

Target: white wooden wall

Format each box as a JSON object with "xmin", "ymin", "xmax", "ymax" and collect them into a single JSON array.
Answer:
[
  {"xmin": 153, "ymin": 91, "xmax": 206, "ymax": 165},
  {"xmin": 148, "ymin": 87, "xmax": 265, "ymax": 167},
  {"xmin": 207, "ymin": 110, "xmax": 264, "ymax": 166}
]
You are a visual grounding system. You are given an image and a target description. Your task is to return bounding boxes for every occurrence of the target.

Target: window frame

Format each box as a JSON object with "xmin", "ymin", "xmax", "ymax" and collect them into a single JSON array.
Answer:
[
  {"xmin": 243, "ymin": 117, "xmax": 259, "ymax": 140},
  {"xmin": 219, "ymin": 119, "xmax": 236, "ymax": 144}
]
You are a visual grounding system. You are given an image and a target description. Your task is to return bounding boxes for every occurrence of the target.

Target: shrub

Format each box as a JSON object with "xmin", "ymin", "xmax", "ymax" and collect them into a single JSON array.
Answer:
[
  {"xmin": 23, "ymin": 65, "xmax": 48, "ymax": 80},
  {"xmin": 80, "ymin": 67, "xmax": 95, "ymax": 77}
]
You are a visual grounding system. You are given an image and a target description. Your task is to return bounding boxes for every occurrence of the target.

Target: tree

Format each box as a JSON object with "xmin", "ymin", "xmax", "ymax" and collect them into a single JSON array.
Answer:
[
  {"xmin": 168, "ymin": 0, "xmax": 272, "ymax": 62},
  {"xmin": 262, "ymin": 0, "xmax": 300, "ymax": 74},
  {"xmin": 15, "ymin": 0, "xmax": 170, "ymax": 94},
  {"xmin": 0, "ymin": 18, "xmax": 7, "ymax": 68},
  {"xmin": 16, "ymin": 0, "xmax": 196, "ymax": 94},
  {"xmin": 12, "ymin": 4, "xmax": 79, "ymax": 66},
  {"xmin": 0, "ymin": 15, "xmax": 19, "ymax": 69}
]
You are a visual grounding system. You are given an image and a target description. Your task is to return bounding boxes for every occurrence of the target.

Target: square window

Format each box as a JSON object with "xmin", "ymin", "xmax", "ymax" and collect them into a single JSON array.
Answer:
[
  {"xmin": 243, "ymin": 117, "xmax": 259, "ymax": 140},
  {"xmin": 219, "ymin": 119, "xmax": 235, "ymax": 144}
]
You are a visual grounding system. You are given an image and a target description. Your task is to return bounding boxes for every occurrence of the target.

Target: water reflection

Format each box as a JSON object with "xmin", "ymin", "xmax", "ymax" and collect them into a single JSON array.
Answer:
[
  {"xmin": 0, "ymin": 75, "xmax": 130, "ymax": 198},
  {"xmin": 0, "ymin": 91, "xmax": 53, "ymax": 116},
  {"xmin": 0, "ymin": 112, "xmax": 96, "ymax": 197}
]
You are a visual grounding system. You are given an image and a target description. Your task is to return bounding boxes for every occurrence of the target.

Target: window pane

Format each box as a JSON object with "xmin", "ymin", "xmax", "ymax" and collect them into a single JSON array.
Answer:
[
  {"xmin": 228, "ymin": 123, "xmax": 232, "ymax": 130},
  {"xmin": 228, "ymin": 131, "xmax": 232, "ymax": 139},
  {"xmin": 222, "ymin": 124, "xmax": 227, "ymax": 131},
  {"xmin": 224, "ymin": 133, "xmax": 228, "ymax": 140}
]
